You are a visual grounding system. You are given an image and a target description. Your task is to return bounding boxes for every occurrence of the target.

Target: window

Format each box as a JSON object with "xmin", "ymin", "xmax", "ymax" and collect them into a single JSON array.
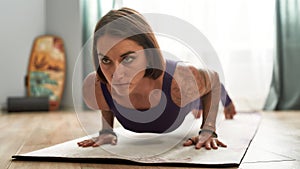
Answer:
[{"xmin": 122, "ymin": 0, "xmax": 275, "ymax": 110}]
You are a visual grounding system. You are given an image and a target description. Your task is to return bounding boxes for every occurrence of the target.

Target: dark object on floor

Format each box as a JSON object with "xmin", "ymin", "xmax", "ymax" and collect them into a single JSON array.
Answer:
[{"xmin": 7, "ymin": 96, "xmax": 49, "ymax": 112}]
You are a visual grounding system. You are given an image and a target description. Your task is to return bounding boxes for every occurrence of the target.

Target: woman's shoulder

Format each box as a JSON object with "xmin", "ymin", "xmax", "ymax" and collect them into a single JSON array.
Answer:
[
  {"xmin": 82, "ymin": 72, "xmax": 110, "ymax": 111},
  {"xmin": 173, "ymin": 62, "xmax": 202, "ymax": 86},
  {"xmin": 174, "ymin": 62, "xmax": 199, "ymax": 76},
  {"xmin": 174, "ymin": 62, "xmax": 211, "ymax": 91},
  {"xmin": 171, "ymin": 62, "xmax": 208, "ymax": 106},
  {"xmin": 170, "ymin": 63, "xmax": 197, "ymax": 106}
]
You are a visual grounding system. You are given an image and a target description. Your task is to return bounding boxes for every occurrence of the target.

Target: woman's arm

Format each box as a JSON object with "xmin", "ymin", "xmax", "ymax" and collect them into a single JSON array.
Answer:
[
  {"xmin": 199, "ymin": 70, "xmax": 220, "ymax": 132},
  {"xmin": 195, "ymin": 69, "xmax": 226, "ymax": 149},
  {"xmin": 174, "ymin": 66, "xmax": 220, "ymax": 130},
  {"xmin": 182, "ymin": 67, "xmax": 226, "ymax": 149},
  {"xmin": 82, "ymin": 72, "xmax": 100, "ymax": 110},
  {"xmin": 78, "ymin": 72, "xmax": 117, "ymax": 147},
  {"xmin": 101, "ymin": 110, "xmax": 114, "ymax": 130}
]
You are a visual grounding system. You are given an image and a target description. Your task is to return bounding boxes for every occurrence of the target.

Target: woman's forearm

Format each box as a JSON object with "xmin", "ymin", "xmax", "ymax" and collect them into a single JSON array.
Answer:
[
  {"xmin": 101, "ymin": 110, "xmax": 114, "ymax": 129},
  {"xmin": 200, "ymin": 70, "xmax": 221, "ymax": 132}
]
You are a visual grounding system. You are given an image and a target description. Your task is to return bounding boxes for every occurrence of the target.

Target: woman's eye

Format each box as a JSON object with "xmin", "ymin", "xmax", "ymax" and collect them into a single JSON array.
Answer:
[
  {"xmin": 123, "ymin": 56, "xmax": 135, "ymax": 64},
  {"xmin": 101, "ymin": 58, "xmax": 111, "ymax": 64}
]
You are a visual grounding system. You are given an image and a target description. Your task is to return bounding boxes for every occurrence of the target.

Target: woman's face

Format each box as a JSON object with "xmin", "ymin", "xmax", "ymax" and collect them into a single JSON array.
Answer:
[{"xmin": 97, "ymin": 35, "xmax": 147, "ymax": 96}]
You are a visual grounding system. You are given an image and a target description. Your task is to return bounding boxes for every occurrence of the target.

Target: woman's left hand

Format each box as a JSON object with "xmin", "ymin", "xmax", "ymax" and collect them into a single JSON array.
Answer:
[
  {"xmin": 224, "ymin": 102, "xmax": 237, "ymax": 119},
  {"xmin": 183, "ymin": 132, "xmax": 227, "ymax": 150}
]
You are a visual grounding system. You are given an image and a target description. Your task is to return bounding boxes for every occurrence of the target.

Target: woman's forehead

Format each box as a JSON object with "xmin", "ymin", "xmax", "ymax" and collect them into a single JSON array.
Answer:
[{"xmin": 97, "ymin": 35, "xmax": 143, "ymax": 57}]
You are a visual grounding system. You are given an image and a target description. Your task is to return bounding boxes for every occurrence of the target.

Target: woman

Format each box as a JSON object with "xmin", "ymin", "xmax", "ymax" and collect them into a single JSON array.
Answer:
[{"xmin": 77, "ymin": 7, "xmax": 236, "ymax": 150}]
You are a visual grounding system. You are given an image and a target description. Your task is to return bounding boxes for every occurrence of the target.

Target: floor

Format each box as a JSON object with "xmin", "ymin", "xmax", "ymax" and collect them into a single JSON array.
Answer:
[{"xmin": 1, "ymin": 110, "xmax": 299, "ymax": 169}]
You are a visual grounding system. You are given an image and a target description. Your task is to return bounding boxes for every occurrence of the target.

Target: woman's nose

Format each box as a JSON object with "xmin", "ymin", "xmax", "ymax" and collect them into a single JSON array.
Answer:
[{"xmin": 112, "ymin": 62, "xmax": 125, "ymax": 81}]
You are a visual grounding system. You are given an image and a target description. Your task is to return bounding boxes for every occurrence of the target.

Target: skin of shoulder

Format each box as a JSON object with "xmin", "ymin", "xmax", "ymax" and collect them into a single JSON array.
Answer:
[
  {"xmin": 82, "ymin": 72, "xmax": 110, "ymax": 111},
  {"xmin": 171, "ymin": 63, "xmax": 212, "ymax": 107}
]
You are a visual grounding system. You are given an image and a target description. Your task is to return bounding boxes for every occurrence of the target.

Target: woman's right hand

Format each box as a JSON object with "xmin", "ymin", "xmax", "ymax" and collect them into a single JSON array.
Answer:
[{"xmin": 77, "ymin": 134, "xmax": 117, "ymax": 147}]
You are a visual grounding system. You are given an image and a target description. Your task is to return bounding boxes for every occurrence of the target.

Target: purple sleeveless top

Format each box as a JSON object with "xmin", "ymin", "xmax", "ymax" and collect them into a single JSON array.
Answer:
[{"xmin": 100, "ymin": 60, "xmax": 202, "ymax": 133}]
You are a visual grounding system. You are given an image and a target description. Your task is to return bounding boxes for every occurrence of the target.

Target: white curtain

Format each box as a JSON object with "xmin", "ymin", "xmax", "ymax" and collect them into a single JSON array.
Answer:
[{"xmin": 121, "ymin": 0, "xmax": 275, "ymax": 111}]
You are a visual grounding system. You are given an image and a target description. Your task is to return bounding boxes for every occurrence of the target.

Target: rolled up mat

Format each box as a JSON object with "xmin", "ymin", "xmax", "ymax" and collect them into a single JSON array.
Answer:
[{"xmin": 7, "ymin": 96, "xmax": 49, "ymax": 112}]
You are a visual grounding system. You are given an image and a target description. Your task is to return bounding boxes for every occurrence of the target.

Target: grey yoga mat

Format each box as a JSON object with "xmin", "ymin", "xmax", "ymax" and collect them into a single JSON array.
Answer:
[{"xmin": 13, "ymin": 112, "xmax": 261, "ymax": 167}]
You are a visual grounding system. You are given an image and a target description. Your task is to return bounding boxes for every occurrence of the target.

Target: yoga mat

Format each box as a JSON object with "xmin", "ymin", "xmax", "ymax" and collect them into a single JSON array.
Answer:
[{"xmin": 12, "ymin": 112, "xmax": 261, "ymax": 167}]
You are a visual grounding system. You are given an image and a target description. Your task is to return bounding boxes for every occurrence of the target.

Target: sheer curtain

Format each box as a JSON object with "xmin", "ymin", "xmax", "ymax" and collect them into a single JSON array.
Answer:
[{"xmin": 122, "ymin": 0, "xmax": 275, "ymax": 111}]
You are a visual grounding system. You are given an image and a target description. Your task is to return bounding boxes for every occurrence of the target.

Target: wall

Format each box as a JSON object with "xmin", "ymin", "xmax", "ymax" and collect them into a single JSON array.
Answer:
[
  {"xmin": 45, "ymin": 0, "xmax": 82, "ymax": 110},
  {"xmin": 0, "ymin": 0, "xmax": 46, "ymax": 109},
  {"xmin": 0, "ymin": 0, "xmax": 82, "ymax": 110}
]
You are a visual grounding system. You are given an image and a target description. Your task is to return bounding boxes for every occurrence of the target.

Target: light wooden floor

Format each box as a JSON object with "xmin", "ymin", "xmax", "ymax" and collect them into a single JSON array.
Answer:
[{"xmin": 1, "ymin": 110, "xmax": 299, "ymax": 169}]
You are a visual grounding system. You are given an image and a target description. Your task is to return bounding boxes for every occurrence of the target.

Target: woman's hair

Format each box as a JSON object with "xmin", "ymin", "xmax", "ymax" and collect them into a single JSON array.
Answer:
[{"xmin": 92, "ymin": 7, "xmax": 164, "ymax": 83}]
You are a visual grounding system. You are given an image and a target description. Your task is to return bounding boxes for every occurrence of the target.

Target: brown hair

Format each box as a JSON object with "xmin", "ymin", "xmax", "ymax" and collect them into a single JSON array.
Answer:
[{"xmin": 92, "ymin": 7, "xmax": 164, "ymax": 83}]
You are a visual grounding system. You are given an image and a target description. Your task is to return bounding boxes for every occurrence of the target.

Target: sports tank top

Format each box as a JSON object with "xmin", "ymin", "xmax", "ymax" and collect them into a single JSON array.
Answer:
[{"xmin": 100, "ymin": 60, "xmax": 202, "ymax": 133}]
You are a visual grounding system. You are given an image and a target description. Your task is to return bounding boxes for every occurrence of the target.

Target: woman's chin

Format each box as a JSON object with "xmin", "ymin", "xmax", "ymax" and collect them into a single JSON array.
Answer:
[{"xmin": 112, "ymin": 86, "xmax": 130, "ymax": 96}]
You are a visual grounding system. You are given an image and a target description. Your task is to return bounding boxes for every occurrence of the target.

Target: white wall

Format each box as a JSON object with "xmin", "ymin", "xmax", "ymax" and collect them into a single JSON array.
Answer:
[
  {"xmin": 0, "ymin": 0, "xmax": 46, "ymax": 109},
  {"xmin": 0, "ymin": 0, "xmax": 82, "ymax": 110},
  {"xmin": 45, "ymin": 0, "xmax": 82, "ymax": 109}
]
